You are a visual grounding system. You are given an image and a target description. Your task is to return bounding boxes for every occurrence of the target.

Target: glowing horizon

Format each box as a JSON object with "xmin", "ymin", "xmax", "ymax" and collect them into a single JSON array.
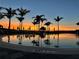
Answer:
[{"xmin": 0, "ymin": 19, "xmax": 78, "ymax": 31}]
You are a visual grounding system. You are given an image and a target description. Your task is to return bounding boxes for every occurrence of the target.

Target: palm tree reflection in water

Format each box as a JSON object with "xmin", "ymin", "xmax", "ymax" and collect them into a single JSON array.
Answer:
[
  {"xmin": 8, "ymin": 35, "xmax": 10, "ymax": 43},
  {"xmin": 6, "ymin": 34, "xmax": 60, "ymax": 48},
  {"xmin": 76, "ymin": 34, "xmax": 79, "ymax": 46},
  {"xmin": 0, "ymin": 36, "xmax": 2, "ymax": 41},
  {"xmin": 31, "ymin": 34, "xmax": 39, "ymax": 46},
  {"xmin": 17, "ymin": 35, "xmax": 23, "ymax": 44},
  {"xmin": 44, "ymin": 34, "xmax": 51, "ymax": 47},
  {"xmin": 0, "ymin": 7, "xmax": 16, "ymax": 29},
  {"xmin": 32, "ymin": 40, "xmax": 39, "ymax": 46},
  {"xmin": 54, "ymin": 34, "xmax": 60, "ymax": 48},
  {"xmin": 39, "ymin": 33, "xmax": 46, "ymax": 47}
]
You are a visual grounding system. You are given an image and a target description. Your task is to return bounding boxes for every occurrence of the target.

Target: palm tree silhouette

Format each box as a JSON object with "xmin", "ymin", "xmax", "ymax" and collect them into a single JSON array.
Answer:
[
  {"xmin": 44, "ymin": 22, "xmax": 52, "ymax": 31},
  {"xmin": 16, "ymin": 17, "xmax": 24, "ymax": 30},
  {"xmin": 54, "ymin": 16, "xmax": 63, "ymax": 32},
  {"xmin": 0, "ymin": 7, "xmax": 16, "ymax": 29},
  {"xmin": 32, "ymin": 21, "xmax": 37, "ymax": 31},
  {"xmin": 17, "ymin": 8, "xmax": 30, "ymax": 30},
  {"xmin": 33, "ymin": 15, "xmax": 46, "ymax": 30},
  {"xmin": 40, "ymin": 16, "xmax": 47, "ymax": 27}
]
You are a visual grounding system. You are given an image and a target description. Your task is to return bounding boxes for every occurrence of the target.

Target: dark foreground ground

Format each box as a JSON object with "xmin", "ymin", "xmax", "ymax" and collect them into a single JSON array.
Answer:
[{"xmin": 0, "ymin": 47, "xmax": 79, "ymax": 59}]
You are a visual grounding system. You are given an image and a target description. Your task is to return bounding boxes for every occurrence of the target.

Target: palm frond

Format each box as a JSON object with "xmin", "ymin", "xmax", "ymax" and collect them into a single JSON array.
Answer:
[
  {"xmin": 76, "ymin": 22, "xmax": 79, "ymax": 25},
  {"xmin": 17, "ymin": 8, "xmax": 30, "ymax": 16},
  {"xmin": 40, "ymin": 15, "xmax": 45, "ymax": 17},
  {"xmin": 60, "ymin": 17, "xmax": 63, "ymax": 19},
  {"xmin": 54, "ymin": 16, "xmax": 63, "ymax": 22},
  {"xmin": 16, "ymin": 17, "xmax": 24, "ymax": 22},
  {"xmin": 0, "ymin": 12, "xmax": 4, "ymax": 19}
]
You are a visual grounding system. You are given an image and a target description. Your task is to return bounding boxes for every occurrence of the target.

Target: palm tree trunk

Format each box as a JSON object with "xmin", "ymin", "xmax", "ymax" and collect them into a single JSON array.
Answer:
[
  {"xmin": 18, "ymin": 22, "xmax": 20, "ymax": 30},
  {"xmin": 21, "ymin": 21, "xmax": 23, "ymax": 30},
  {"xmin": 47, "ymin": 26, "xmax": 49, "ymax": 31},
  {"xmin": 47, "ymin": 26, "xmax": 48, "ymax": 31},
  {"xmin": 40, "ymin": 22, "xmax": 42, "ymax": 28},
  {"xmin": 48, "ymin": 26, "xmax": 50, "ymax": 31},
  {"xmin": 58, "ymin": 21, "xmax": 59, "ymax": 32},
  {"xmin": 38, "ymin": 23, "xmax": 40, "ymax": 31},
  {"xmin": 39, "ymin": 21, "xmax": 41, "ymax": 31},
  {"xmin": 19, "ymin": 22, "xmax": 21, "ymax": 30},
  {"xmin": 8, "ymin": 18, "xmax": 11, "ymax": 29},
  {"xmin": 33, "ymin": 25, "xmax": 35, "ymax": 34}
]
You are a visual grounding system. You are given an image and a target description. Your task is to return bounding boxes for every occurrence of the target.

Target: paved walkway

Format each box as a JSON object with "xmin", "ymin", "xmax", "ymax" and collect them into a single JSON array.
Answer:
[
  {"xmin": 0, "ymin": 41, "xmax": 79, "ymax": 59},
  {"xmin": 0, "ymin": 41, "xmax": 79, "ymax": 55}
]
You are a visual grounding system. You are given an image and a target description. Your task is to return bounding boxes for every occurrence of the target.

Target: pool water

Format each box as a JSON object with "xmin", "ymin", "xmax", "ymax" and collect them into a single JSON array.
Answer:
[{"xmin": 1, "ymin": 33, "xmax": 79, "ymax": 48}]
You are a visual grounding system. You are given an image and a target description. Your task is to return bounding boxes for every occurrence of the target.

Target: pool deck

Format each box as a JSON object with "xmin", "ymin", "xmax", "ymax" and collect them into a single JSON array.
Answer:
[{"xmin": 0, "ymin": 41, "xmax": 79, "ymax": 55}]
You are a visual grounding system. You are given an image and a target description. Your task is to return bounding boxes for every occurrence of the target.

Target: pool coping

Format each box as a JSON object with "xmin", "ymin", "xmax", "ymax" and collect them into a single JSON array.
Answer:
[{"xmin": 0, "ymin": 41, "xmax": 79, "ymax": 55}]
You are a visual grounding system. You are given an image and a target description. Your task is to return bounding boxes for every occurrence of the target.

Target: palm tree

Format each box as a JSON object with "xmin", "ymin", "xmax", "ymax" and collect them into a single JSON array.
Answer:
[
  {"xmin": 54, "ymin": 16, "xmax": 63, "ymax": 32},
  {"xmin": 40, "ymin": 16, "xmax": 47, "ymax": 27},
  {"xmin": 0, "ymin": 7, "xmax": 16, "ymax": 29},
  {"xmin": 17, "ymin": 8, "xmax": 30, "ymax": 30},
  {"xmin": 32, "ymin": 21, "xmax": 37, "ymax": 31},
  {"xmin": 33, "ymin": 15, "xmax": 46, "ymax": 30},
  {"xmin": 44, "ymin": 22, "xmax": 52, "ymax": 31},
  {"xmin": 16, "ymin": 17, "xmax": 24, "ymax": 30}
]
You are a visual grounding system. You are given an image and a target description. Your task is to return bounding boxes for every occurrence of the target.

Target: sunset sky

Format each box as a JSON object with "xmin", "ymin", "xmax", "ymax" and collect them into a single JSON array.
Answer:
[{"xmin": 0, "ymin": 0, "xmax": 79, "ymax": 30}]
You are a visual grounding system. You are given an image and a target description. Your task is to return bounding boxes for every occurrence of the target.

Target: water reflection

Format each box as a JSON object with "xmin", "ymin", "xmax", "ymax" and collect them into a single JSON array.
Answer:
[
  {"xmin": 8, "ymin": 35, "xmax": 10, "ymax": 43},
  {"xmin": 54, "ymin": 34, "xmax": 59, "ymax": 48},
  {"xmin": 32, "ymin": 40, "xmax": 39, "ymax": 46},
  {"xmin": 0, "ymin": 35, "xmax": 4, "ymax": 41},
  {"xmin": 31, "ymin": 34, "xmax": 39, "ymax": 46},
  {"xmin": 17, "ymin": 35, "xmax": 23, "ymax": 44},
  {"xmin": 76, "ymin": 34, "xmax": 79, "ymax": 46},
  {"xmin": 44, "ymin": 34, "xmax": 51, "ymax": 46},
  {"xmin": 1, "ymin": 33, "xmax": 79, "ymax": 48}
]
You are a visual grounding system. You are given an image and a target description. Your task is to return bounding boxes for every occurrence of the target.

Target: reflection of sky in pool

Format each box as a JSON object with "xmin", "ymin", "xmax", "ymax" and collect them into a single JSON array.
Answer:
[{"xmin": 1, "ymin": 34, "xmax": 79, "ymax": 48}]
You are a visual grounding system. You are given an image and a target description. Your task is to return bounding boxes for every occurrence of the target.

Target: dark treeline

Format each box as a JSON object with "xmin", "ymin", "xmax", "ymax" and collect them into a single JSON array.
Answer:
[{"xmin": 0, "ymin": 28, "xmax": 77, "ymax": 35}]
